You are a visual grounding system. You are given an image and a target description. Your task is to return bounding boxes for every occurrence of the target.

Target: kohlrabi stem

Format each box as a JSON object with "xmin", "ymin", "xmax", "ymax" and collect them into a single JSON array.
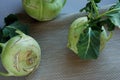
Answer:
[
  {"xmin": 15, "ymin": 30, "xmax": 26, "ymax": 36},
  {"xmin": 0, "ymin": 43, "xmax": 5, "ymax": 48},
  {"xmin": 6, "ymin": 26, "xmax": 26, "ymax": 36},
  {"xmin": 0, "ymin": 72, "xmax": 13, "ymax": 76},
  {"xmin": 6, "ymin": 26, "xmax": 17, "ymax": 30},
  {"xmin": 62, "ymin": 0, "xmax": 67, "ymax": 7},
  {"xmin": 106, "ymin": 31, "xmax": 113, "ymax": 42},
  {"xmin": 96, "ymin": 8, "xmax": 120, "ymax": 19},
  {"xmin": 91, "ymin": 0, "xmax": 99, "ymax": 16}
]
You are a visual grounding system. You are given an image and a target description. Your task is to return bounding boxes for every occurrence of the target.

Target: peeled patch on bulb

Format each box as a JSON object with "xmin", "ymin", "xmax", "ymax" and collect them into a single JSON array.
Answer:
[
  {"xmin": 22, "ymin": 0, "xmax": 66, "ymax": 21},
  {"xmin": 0, "ymin": 30, "xmax": 41, "ymax": 76}
]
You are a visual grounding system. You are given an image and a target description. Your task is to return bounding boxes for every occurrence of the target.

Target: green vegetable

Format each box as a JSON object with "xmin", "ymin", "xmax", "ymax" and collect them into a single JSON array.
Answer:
[
  {"xmin": 22, "ymin": 0, "xmax": 66, "ymax": 21},
  {"xmin": 67, "ymin": 0, "xmax": 120, "ymax": 59},
  {"xmin": 0, "ymin": 14, "xmax": 29, "ymax": 54},
  {"xmin": 67, "ymin": 17, "xmax": 88, "ymax": 54},
  {"xmin": 67, "ymin": 17, "xmax": 108, "ymax": 59},
  {"xmin": 0, "ymin": 14, "xmax": 41, "ymax": 76},
  {"xmin": 0, "ymin": 30, "xmax": 41, "ymax": 76}
]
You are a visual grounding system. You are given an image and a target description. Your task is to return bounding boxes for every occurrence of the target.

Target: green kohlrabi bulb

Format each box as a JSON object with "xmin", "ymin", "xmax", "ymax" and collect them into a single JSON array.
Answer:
[
  {"xmin": 22, "ymin": 0, "xmax": 66, "ymax": 21},
  {"xmin": 67, "ymin": 17, "xmax": 88, "ymax": 54},
  {"xmin": 0, "ymin": 30, "xmax": 41, "ymax": 76},
  {"xmin": 67, "ymin": 17, "xmax": 108, "ymax": 54}
]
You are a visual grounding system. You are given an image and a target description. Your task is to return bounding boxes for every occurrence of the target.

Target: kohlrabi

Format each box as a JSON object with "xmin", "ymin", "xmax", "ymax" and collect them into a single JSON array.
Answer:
[
  {"xmin": 0, "ymin": 30, "xmax": 41, "ymax": 76},
  {"xmin": 22, "ymin": 0, "xmax": 66, "ymax": 21},
  {"xmin": 0, "ymin": 14, "xmax": 41, "ymax": 76},
  {"xmin": 67, "ymin": 0, "xmax": 120, "ymax": 59},
  {"xmin": 67, "ymin": 17, "xmax": 108, "ymax": 54}
]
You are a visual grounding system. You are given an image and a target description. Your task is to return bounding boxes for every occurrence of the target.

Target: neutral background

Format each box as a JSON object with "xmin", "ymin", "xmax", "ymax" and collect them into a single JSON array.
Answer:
[{"xmin": 0, "ymin": 0, "xmax": 116, "ymax": 27}]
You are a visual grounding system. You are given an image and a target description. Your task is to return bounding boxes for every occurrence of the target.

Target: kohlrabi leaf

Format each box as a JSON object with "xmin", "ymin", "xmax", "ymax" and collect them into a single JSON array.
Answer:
[
  {"xmin": 3, "ymin": 14, "xmax": 28, "ymax": 39},
  {"xmin": 77, "ymin": 28, "xmax": 101, "ymax": 59},
  {"xmin": 107, "ymin": 3, "xmax": 120, "ymax": 28},
  {"xmin": 0, "ymin": 14, "xmax": 29, "ymax": 43},
  {"xmin": 94, "ymin": 0, "xmax": 101, "ymax": 3},
  {"xmin": 3, "ymin": 21, "xmax": 28, "ymax": 39},
  {"xmin": 4, "ymin": 14, "xmax": 18, "ymax": 26},
  {"xmin": 9, "ymin": 21, "xmax": 28, "ymax": 34},
  {"xmin": 80, "ymin": 2, "xmax": 92, "ymax": 12},
  {"xmin": 104, "ymin": 19, "xmax": 115, "ymax": 31}
]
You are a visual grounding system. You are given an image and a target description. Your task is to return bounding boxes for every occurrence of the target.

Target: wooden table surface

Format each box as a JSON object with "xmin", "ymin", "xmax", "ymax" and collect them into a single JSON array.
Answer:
[{"xmin": 19, "ymin": 13, "xmax": 120, "ymax": 80}]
